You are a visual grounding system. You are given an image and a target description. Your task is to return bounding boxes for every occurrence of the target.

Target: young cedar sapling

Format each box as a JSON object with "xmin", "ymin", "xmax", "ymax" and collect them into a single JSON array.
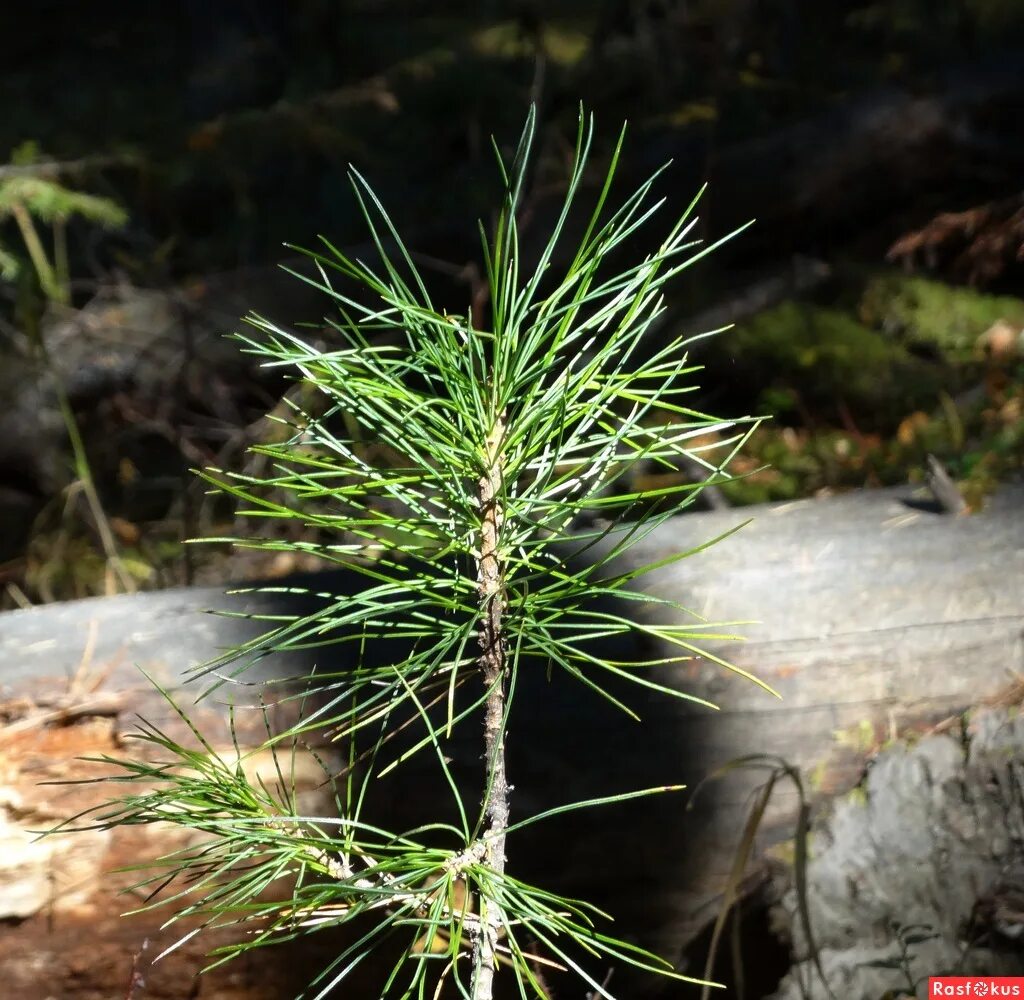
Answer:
[{"xmin": 59, "ymin": 106, "xmax": 774, "ymax": 1000}]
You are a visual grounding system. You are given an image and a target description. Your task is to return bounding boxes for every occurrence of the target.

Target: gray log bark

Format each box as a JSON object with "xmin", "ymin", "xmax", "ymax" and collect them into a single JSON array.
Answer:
[{"xmin": 768, "ymin": 708, "xmax": 1024, "ymax": 1000}]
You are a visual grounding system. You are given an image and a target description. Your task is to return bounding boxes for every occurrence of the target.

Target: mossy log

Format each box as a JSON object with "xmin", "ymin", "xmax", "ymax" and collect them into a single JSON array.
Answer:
[{"xmin": 0, "ymin": 484, "xmax": 1021, "ymax": 997}]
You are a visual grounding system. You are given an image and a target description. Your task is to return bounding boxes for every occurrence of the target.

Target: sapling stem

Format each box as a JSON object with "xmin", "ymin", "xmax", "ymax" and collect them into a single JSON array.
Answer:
[{"xmin": 475, "ymin": 408, "xmax": 510, "ymax": 999}]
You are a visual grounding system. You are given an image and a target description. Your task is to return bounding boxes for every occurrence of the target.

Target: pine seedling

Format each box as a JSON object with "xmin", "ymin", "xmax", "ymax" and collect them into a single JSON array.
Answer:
[{"xmin": 60, "ymin": 106, "xmax": 773, "ymax": 999}]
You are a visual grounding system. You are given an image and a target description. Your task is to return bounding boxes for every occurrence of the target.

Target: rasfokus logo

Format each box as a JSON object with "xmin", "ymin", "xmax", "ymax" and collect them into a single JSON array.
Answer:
[{"xmin": 931, "ymin": 979, "xmax": 1024, "ymax": 997}]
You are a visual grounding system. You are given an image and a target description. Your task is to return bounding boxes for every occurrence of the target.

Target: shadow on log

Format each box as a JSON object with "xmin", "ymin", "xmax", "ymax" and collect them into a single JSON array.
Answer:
[{"xmin": 0, "ymin": 484, "xmax": 1021, "ymax": 997}]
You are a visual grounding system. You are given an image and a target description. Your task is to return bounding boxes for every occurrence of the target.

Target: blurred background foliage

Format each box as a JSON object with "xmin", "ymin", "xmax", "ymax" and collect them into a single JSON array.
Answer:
[{"xmin": 0, "ymin": 0, "xmax": 1022, "ymax": 606}]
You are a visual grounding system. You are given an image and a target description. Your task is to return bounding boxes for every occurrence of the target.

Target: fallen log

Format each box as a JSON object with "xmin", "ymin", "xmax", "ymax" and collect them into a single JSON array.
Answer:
[{"xmin": 0, "ymin": 483, "xmax": 1021, "ymax": 997}]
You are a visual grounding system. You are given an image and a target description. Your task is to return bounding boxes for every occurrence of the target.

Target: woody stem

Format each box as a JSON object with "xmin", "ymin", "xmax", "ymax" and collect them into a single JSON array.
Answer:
[{"xmin": 473, "ymin": 409, "xmax": 509, "ymax": 1000}]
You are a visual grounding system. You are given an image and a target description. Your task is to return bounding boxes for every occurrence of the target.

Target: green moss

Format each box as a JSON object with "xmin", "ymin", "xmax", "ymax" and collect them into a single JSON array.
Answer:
[
  {"xmin": 833, "ymin": 718, "xmax": 879, "ymax": 754},
  {"xmin": 732, "ymin": 301, "xmax": 895, "ymax": 372},
  {"xmin": 710, "ymin": 270, "xmax": 1024, "ymax": 505},
  {"xmin": 807, "ymin": 760, "xmax": 827, "ymax": 793},
  {"xmin": 728, "ymin": 300, "xmax": 941, "ymax": 418},
  {"xmin": 859, "ymin": 274, "xmax": 1024, "ymax": 359}
]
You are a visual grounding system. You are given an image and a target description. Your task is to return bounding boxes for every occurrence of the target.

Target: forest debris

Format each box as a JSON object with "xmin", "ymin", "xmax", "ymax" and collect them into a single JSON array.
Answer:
[
  {"xmin": 0, "ymin": 620, "xmax": 126, "ymax": 738},
  {"xmin": 0, "ymin": 691, "xmax": 126, "ymax": 738},
  {"xmin": 978, "ymin": 318, "xmax": 1024, "ymax": 360},
  {"xmin": 887, "ymin": 193, "xmax": 1024, "ymax": 286},
  {"xmin": 924, "ymin": 454, "xmax": 968, "ymax": 515}
]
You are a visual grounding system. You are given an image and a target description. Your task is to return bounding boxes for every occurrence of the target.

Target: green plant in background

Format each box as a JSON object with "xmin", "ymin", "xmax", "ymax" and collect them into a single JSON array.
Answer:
[
  {"xmin": 62, "ymin": 107, "xmax": 772, "ymax": 998},
  {"xmin": 0, "ymin": 141, "xmax": 127, "ymax": 305},
  {"xmin": 0, "ymin": 143, "xmax": 134, "ymax": 593}
]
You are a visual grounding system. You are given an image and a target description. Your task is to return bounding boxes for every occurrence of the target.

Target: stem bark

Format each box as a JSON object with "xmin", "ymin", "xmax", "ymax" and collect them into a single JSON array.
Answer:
[{"xmin": 474, "ymin": 410, "xmax": 509, "ymax": 1000}]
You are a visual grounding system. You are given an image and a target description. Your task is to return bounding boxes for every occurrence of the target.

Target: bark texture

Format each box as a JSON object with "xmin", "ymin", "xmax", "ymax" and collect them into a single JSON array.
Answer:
[
  {"xmin": 769, "ymin": 706, "xmax": 1024, "ymax": 999},
  {"xmin": 474, "ymin": 411, "xmax": 509, "ymax": 1000}
]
